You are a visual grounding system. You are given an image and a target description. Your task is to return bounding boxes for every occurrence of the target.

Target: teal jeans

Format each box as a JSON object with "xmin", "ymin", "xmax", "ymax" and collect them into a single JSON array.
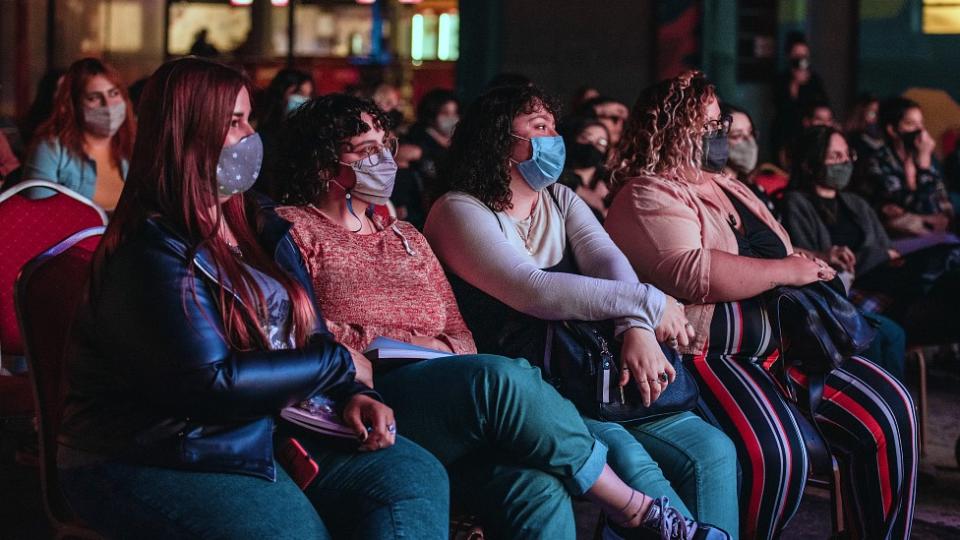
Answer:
[
  {"xmin": 59, "ymin": 436, "xmax": 449, "ymax": 539},
  {"xmin": 376, "ymin": 355, "xmax": 738, "ymax": 540}
]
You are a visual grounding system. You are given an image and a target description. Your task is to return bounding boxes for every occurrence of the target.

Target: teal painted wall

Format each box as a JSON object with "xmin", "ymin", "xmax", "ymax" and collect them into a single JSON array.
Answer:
[{"xmin": 859, "ymin": 0, "xmax": 960, "ymax": 100}]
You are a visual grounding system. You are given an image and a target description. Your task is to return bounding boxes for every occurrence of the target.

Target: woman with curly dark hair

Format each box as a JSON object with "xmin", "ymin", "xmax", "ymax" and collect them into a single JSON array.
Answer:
[
  {"xmin": 272, "ymin": 93, "xmax": 729, "ymax": 540},
  {"xmin": 425, "ymin": 84, "xmax": 736, "ymax": 538},
  {"xmin": 605, "ymin": 70, "xmax": 917, "ymax": 540}
]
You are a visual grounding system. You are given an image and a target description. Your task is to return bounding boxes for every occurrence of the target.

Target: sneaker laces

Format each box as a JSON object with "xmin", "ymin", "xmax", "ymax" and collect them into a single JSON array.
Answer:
[{"xmin": 644, "ymin": 497, "xmax": 697, "ymax": 540}]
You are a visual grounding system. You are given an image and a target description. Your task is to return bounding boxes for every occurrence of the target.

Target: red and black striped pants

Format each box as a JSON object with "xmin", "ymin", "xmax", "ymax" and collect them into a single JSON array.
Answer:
[{"xmin": 685, "ymin": 297, "xmax": 918, "ymax": 540}]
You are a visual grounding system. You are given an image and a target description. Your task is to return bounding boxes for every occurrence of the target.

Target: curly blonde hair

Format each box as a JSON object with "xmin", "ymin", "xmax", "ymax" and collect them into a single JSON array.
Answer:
[{"xmin": 609, "ymin": 70, "xmax": 715, "ymax": 193}]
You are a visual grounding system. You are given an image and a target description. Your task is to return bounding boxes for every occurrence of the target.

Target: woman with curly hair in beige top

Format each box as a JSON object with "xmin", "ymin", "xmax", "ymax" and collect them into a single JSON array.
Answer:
[{"xmin": 605, "ymin": 70, "xmax": 918, "ymax": 540}]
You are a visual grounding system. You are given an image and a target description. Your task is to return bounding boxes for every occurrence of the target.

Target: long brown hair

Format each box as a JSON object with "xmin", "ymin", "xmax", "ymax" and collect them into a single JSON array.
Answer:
[
  {"xmin": 610, "ymin": 70, "xmax": 715, "ymax": 193},
  {"xmin": 33, "ymin": 57, "xmax": 135, "ymax": 167},
  {"xmin": 94, "ymin": 58, "xmax": 316, "ymax": 351}
]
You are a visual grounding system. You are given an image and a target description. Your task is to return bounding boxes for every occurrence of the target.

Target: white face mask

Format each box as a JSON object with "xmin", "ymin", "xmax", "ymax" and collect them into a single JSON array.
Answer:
[
  {"xmin": 340, "ymin": 147, "xmax": 398, "ymax": 206},
  {"xmin": 84, "ymin": 102, "xmax": 127, "ymax": 137}
]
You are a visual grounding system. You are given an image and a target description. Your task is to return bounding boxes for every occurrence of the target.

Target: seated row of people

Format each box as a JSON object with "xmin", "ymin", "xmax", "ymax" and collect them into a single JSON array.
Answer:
[{"xmin": 52, "ymin": 59, "xmax": 918, "ymax": 540}]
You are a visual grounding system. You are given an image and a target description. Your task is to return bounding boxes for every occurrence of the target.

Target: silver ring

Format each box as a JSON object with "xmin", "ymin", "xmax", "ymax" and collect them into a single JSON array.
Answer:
[
  {"xmin": 387, "ymin": 424, "xmax": 397, "ymax": 434},
  {"xmin": 658, "ymin": 372, "xmax": 668, "ymax": 383},
  {"xmin": 667, "ymin": 338, "xmax": 679, "ymax": 347}
]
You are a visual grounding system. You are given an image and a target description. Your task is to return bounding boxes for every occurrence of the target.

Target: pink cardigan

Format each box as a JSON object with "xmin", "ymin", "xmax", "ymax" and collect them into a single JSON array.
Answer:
[{"xmin": 604, "ymin": 172, "xmax": 793, "ymax": 355}]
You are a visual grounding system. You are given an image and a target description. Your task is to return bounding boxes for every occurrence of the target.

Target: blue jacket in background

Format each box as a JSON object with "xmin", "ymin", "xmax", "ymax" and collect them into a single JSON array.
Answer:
[{"xmin": 23, "ymin": 136, "xmax": 129, "ymax": 199}]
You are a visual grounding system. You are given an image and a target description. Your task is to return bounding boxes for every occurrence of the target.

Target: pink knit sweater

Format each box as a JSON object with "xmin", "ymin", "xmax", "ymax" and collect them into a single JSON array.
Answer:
[{"xmin": 277, "ymin": 206, "xmax": 476, "ymax": 355}]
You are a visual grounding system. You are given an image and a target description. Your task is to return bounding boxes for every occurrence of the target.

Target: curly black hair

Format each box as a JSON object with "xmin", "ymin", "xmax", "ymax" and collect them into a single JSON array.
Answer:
[
  {"xmin": 437, "ymin": 84, "xmax": 560, "ymax": 211},
  {"xmin": 274, "ymin": 93, "xmax": 389, "ymax": 205}
]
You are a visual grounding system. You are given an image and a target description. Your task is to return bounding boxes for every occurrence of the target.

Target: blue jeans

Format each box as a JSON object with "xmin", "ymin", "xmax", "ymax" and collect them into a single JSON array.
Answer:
[
  {"xmin": 620, "ymin": 412, "xmax": 740, "ymax": 539},
  {"xmin": 59, "ymin": 436, "xmax": 449, "ymax": 539}
]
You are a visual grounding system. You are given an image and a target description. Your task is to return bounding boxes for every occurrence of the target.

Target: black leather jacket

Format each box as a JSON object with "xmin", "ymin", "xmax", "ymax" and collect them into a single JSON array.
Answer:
[{"xmin": 59, "ymin": 196, "xmax": 375, "ymax": 480}]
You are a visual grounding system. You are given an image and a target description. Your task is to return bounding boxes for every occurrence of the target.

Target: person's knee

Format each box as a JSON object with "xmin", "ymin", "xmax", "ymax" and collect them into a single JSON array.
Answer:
[
  {"xmin": 470, "ymin": 354, "xmax": 539, "ymax": 390},
  {"xmin": 388, "ymin": 439, "xmax": 450, "ymax": 502},
  {"xmin": 686, "ymin": 425, "xmax": 737, "ymax": 478}
]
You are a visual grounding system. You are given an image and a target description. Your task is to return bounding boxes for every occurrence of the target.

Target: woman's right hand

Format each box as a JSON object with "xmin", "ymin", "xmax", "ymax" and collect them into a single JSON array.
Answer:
[
  {"xmin": 781, "ymin": 253, "xmax": 836, "ymax": 286},
  {"xmin": 343, "ymin": 394, "xmax": 396, "ymax": 452},
  {"xmin": 654, "ymin": 295, "xmax": 695, "ymax": 347}
]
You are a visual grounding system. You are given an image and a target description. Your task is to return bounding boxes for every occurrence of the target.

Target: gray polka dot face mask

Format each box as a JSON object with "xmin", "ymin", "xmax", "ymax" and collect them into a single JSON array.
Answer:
[{"xmin": 216, "ymin": 132, "xmax": 263, "ymax": 197}]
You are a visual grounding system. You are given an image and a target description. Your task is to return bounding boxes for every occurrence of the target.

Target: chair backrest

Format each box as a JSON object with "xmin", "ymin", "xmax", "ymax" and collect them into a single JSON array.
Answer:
[
  {"xmin": 15, "ymin": 226, "xmax": 103, "ymax": 527},
  {"xmin": 0, "ymin": 180, "xmax": 107, "ymax": 359}
]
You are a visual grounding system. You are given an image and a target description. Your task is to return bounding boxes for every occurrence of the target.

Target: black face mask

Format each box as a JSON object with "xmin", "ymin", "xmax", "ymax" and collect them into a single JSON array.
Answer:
[
  {"xmin": 899, "ymin": 129, "xmax": 921, "ymax": 153},
  {"xmin": 567, "ymin": 142, "xmax": 605, "ymax": 169},
  {"xmin": 701, "ymin": 130, "xmax": 729, "ymax": 173}
]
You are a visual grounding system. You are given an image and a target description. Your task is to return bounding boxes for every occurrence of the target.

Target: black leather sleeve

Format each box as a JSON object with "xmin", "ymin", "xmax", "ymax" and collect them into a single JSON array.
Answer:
[{"xmin": 92, "ymin": 227, "xmax": 374, "ymax": 422}]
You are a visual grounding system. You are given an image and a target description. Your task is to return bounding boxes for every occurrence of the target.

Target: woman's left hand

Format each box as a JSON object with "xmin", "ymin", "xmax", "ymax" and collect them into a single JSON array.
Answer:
[
  {"xmin": 343, "ymin": 394, "xmax": 397, "ymax": 452},
  {"xmin": 619, "ymin": 328, "xmax": 676, "ymax": 407}
]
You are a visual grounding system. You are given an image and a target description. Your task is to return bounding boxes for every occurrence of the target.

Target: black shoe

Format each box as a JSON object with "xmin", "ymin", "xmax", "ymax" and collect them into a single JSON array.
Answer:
[{"xmin": 608, "ymin": 496, "xmax": 730, "ymax": 540}]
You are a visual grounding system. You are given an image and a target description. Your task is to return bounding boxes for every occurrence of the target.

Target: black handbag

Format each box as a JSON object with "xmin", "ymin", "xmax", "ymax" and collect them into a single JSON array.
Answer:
[
  {"xmin": 767, "ymin": 280, "xmax": 877, "ymax": 376},
  {"xmin": 541, "ymin": 320, "xmax": 699, "ymax": 423}
]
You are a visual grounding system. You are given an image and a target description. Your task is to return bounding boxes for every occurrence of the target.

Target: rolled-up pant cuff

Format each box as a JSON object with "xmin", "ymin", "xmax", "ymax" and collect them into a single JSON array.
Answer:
[{"xmin": 567, "ymin": 438, "xmax": 608, "ymax": 495}]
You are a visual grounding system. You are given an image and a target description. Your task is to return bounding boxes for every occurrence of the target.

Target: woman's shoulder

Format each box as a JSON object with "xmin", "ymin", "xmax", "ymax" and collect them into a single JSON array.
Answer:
[
  {"xmin": 613, "ymin": 174, "xmax": 699, "ymax": 210},
  {"xmin": 780, "ymin": 189, "xmax": 815, "ymax": 208}
]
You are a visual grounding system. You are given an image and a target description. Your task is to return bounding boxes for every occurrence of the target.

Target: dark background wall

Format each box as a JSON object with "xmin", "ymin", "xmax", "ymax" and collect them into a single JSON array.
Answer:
[
  {"xmin": 458, "ymin": 0, "xmax": 656, "ymax": 109},
  {"xmin": 859, "ymin": 0, "xmax": 960, "ymax": 101}
]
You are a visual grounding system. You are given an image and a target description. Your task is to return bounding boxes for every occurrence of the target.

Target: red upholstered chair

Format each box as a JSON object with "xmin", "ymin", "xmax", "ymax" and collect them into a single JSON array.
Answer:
[
  {"xmin": 0, "ymin": 180, "xmax": 106, "ymax": 419},
  {"xmin": 15, "ymin": 226, "xmax": 104, "ymax": 539}
]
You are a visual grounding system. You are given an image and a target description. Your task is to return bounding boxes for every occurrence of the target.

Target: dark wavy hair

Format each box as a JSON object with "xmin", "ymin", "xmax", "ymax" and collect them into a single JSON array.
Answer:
[
  {"xmin": 437, "ymin": 84, "xmax": 560, "ymax": 211},
  {"xmin": 790, "ymin": 125, "xmax": 846, "ymax": 192},
  {"xmin": 274, "ymin": 93, "xmax": 389, "ymax": 205}
]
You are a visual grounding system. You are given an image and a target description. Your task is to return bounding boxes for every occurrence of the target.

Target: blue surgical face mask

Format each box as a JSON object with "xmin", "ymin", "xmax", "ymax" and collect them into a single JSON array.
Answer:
[
  {"xmin": 510, "ymin": 133, "xmax": 565, "ymax": 191},
  {"xmin": 287, "ymin": 94, "xmax": 309, "ymax": 116},
  {"xmin": 217, "ymin": 132, "xmax": 263, "ymax": 196}
]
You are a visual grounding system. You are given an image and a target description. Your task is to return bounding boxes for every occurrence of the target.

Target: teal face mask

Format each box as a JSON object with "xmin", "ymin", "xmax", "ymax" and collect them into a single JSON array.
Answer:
[
  {"xmin": 287, "ymin": 94, "xmax": 309, "ymax": 115},
  {"xmin": 510, "ymin": 133, "xmax": 566, "ymax": 191}
]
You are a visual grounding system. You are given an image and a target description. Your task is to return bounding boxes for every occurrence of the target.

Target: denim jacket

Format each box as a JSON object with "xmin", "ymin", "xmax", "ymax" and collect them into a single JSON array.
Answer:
[{"xmin": 23, "ymin": 137, "xmax": 129, "ymax": 199}]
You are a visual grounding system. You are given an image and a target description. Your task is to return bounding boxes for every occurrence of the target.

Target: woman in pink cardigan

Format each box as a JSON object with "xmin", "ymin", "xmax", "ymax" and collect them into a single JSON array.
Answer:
[{"xmin": 604, "ymin": 71, "xmax": 918, "ymax": 540}]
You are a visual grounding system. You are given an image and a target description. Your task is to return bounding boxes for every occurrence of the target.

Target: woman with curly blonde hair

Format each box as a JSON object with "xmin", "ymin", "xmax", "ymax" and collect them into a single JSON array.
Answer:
[{"xmin": 605, "ymin": 71, "xmax": 918, "ymax": 540}]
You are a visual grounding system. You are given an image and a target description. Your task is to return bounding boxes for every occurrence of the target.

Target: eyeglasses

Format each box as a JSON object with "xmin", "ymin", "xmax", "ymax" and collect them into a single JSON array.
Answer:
[
  {"xmin": 341, "ymin": 136, "xmax": 399, "ymax": 167},
  {"xmin": 703, "ymin": 114, "xmax": 733, "ymax": 136}
]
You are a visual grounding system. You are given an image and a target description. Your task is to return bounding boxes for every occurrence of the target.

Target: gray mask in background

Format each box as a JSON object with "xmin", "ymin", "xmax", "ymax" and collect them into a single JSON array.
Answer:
[
  {"xmin": 820, "ymin": 162, "xmax": 854, "ymax": 191},
  {"xmin": 727, "ymin": 138, "xmax": 759, "ymax": 175},
  {"xmin": 84, "ymin": 102, "xmax": 127, "ymax": 137}
]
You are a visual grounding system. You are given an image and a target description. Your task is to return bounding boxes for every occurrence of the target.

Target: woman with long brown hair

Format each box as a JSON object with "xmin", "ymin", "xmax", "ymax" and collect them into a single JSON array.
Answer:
[
  {"xmin": 23, "ymin": 58, "xmax": 136, "ymax": 212},
  {"xmin": 56, "ymin": 58, "xmax": 449, "ymax": 539},
  {"xmin": 605, "ymin": 71, "xmax": 918, "ymax": 540}
]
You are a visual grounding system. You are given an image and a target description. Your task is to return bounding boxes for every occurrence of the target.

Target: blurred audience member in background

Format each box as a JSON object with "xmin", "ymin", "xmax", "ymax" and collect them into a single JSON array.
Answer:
[
  {"xmin": 558, "ymin": 116, "xmax": 611, "ymax": 220},
  {"xmin": 23, "ymin": 58, "xmax": 135, "ymax": 212},
  {"xmin": 395, "ymin": 89, "xmax": 459, "ymax": 228},
  {"xmin": 254, "ymin": 68, "xmax": 314, "ymax": 196},
  {"xmin": 570, "ymin": 85, "xmax": 600, "ymax": 112},
  {"xmin": 845, "ymin": 92, "xmax": 882, "ymax": 156},
  {"xmin": 372, "ymin": 83, "xmax": 405, "ymax": 133},
  {"xmin": 721, "ymin": 103, "xmax": 785, "ymax": 215},
  {"xmin": 772, "ymin": 32, "xmax": 830, "ymax": 163},
  {"xmin": 781, "ymin": 126, "xmax": 908, "ymax": 378},
  {"xmin": 854, "ymin": 96, "xmax": 953, "ymax": 238},
  {"xmin": 579, "ymin": 95, "xmax": 630, "ymax": 147}
]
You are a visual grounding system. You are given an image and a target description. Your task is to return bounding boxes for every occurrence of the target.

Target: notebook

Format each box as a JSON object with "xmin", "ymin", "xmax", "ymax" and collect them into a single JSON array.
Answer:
[
  {"xmin": 363, "ymin": 336, "xmax": 451, "ymax": 366},
  {"xmin": 280, "ymin": 395, "xmax": 355, "ymax": 439}
]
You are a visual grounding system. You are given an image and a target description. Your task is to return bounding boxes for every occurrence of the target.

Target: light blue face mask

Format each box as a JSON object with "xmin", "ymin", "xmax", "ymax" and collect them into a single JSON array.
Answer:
[
  {"xmin": 286, "ymin": 94, "xmax": 310, "ymax": 116},
  {"xmin": 510, "ymin": 133, "xmax": 566, "ymax": 191}
]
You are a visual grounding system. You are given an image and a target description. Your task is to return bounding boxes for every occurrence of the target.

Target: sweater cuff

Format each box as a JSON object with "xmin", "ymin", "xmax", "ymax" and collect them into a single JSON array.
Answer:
[{"xmin": 613, "ymin": 285, "xmax": 666, "ymax": 338}]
